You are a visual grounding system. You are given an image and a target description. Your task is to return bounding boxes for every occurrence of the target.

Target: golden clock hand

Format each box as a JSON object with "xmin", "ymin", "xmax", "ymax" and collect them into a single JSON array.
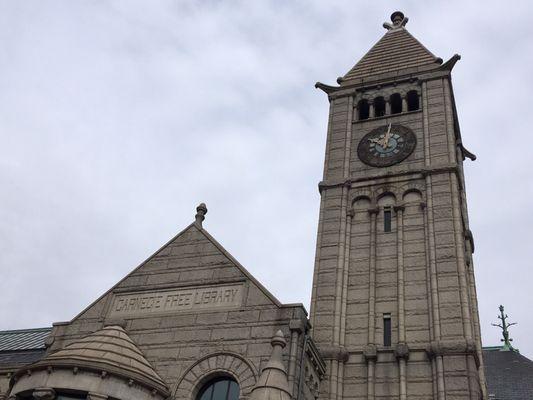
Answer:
[{"xmin": 383, "ymin": 123, "xmax": 392, "ymax": 148}]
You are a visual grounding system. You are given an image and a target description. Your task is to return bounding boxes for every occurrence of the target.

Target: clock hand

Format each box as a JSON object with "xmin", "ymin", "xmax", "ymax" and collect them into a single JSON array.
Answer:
[
  {"xmin": 370, "ymin": 137, "xmax": 387, "ymax": 148},
  {"xmin": 383, "ymin": 123, "xmax": 392, "ymax": 148}
]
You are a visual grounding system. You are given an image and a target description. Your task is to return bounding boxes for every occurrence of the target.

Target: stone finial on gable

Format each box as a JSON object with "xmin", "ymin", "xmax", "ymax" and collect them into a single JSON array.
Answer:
[
  {"xmin": 250, "ymin": 330, "xmax": 292, "ymax": 400},
  {"xmin": 195, "ymin": 203, "xmax": 208, "ymax": 227},
  {"xmin": 383, "ymin": 11, "xmax": 409, "ymax": 30}
]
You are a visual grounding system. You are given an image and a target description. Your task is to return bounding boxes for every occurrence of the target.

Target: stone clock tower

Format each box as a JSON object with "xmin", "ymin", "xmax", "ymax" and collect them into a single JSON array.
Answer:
[{"xmin": 309, "ymin": 12, "xmax": 485, "ymax": 400}]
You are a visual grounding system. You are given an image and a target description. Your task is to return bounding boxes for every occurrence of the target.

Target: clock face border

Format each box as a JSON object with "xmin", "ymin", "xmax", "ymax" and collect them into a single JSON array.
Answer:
[{"xmin": 357, "ymin": 124, "xmax": 417, "ymax": 167}]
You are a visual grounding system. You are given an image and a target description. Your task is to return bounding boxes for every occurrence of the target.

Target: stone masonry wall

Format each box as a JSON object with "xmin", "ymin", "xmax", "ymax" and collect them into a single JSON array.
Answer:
[{"xmin": 44, "ymin": 223, "xmax": 311, "ymax": 400}]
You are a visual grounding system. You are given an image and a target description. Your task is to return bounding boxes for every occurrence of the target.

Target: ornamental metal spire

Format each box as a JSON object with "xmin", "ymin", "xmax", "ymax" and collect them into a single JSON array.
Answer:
[
  {"xmin": 383, "ymin": 11, "xmax": 409, "ymax": 30},
  {"xmin": 491, "ymin": 305, "xmax": 517, "ymax": 351}
]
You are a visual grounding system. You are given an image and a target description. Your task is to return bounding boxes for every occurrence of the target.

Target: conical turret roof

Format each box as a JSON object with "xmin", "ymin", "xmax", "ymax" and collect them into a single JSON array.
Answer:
[
  {"xmin": 250, "ymin": 330, "xmax": 292, "ymax": 400},
  {"xmin": 342, "ymin": 12, "xmax": 440, "ymax": 84},
  {"xmin": 31, "ymin": 325, "xmax": 169, "ymax": 396}
]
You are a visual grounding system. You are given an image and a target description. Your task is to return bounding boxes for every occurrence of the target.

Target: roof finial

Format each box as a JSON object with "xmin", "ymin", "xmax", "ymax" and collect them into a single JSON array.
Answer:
[
  {"xmin": 195, "ymin": 203, "xmax": 207, "ymax": 227},
  {"xmin": 491, "ymin": 305, "xmax": 517, "ymax": 351},
  {"xmin": 383, "ymin": 11, "xmax": 409, "ymax": 31}
]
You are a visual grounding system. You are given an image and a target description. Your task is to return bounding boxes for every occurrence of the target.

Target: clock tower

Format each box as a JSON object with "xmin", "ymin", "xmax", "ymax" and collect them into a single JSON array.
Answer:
[{"xmin": 310, "ymin": 12, "xmax": 485, "ymax": 400}]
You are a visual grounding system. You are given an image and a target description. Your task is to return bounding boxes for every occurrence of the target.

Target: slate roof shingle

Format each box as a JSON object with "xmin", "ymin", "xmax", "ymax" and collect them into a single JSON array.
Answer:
[
  {"xmin": 483, "ymin": 348, "xmax": 533, "ymax": 400},
  {"xmin": 0, "ymin": 327, "xmax": 51, "ymax": 351},
  {"xmin": 342, "ymin": 27, "xmax": 439, "ymax": 83},
  {"xmin": 0, "ymin": 327, "xmax": 51, "ymax": 369}
]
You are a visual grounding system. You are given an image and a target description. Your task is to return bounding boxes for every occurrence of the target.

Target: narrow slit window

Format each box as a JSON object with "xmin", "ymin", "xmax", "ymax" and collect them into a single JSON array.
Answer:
[
  {"xmin": 383, "ymin": 314, "xmax": 392, "ymax": 347},
  {"xmin": 384, "ymin": 207, "xmax": 392, "ymax": 232}
]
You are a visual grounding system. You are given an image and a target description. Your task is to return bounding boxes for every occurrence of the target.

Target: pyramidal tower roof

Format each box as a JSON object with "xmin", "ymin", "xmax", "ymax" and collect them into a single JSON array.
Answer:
[
  {"xmin": 28, "ymin": 325, "xmax": 169, "ymax": 396},
  {"xmin": 341, "ymin": 11, "xmax": 441, "ymax": 84}
]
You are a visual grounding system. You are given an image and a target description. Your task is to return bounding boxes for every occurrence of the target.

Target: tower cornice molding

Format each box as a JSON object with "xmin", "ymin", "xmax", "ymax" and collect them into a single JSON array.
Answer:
[
  {"xmin": 318, "ymin": 163, "xmax": 461, "ymax": 193},
  {"xmin": 317, "ymin": 54, "xmax": 460, "ymax": 98},
  {"xmin": 426, "ymin": 339, "xmax": 480, "ymax": 367}
]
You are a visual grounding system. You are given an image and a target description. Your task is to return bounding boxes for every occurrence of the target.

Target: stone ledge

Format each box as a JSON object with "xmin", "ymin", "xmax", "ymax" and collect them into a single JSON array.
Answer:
[{"xmin": 318, "ymin": 345, "xmax": 349, "ymax": 362}]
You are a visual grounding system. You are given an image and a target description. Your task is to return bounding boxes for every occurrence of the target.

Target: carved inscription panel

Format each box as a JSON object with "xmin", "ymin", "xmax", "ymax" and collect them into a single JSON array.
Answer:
[{"xmin": 109, "ymin": 283, "xmax": 244, "ymax": 317}]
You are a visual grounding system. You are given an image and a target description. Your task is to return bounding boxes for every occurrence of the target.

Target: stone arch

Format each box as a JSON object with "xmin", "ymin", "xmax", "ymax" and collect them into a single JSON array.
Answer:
[
  {"xmin": 352, "ymin": 195, "xmax": 371, "ymax": 210},
  {"xmin": 400, "ymin": 182, "xmax": 425, "ymax": 202},
  {"xmin": 174, "ymin": 352, "xmax": 257, "ymax": 400},
  {"xmin": 403, "ymin": 189, "xmax": 423, "ymax": 203},
  {"xmin": 350, "ymin": 189, "xmax": 372, "ymax": 207},
  {"xmin": 375, "ymin": 187, "xmax": 398, "ymax": 204}
]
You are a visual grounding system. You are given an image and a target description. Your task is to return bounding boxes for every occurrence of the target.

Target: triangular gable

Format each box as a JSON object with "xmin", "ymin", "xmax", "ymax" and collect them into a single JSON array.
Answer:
[
  {"xmin": 71, "ymin": 221, "xmax": 282, "ymax": 322},
  {"xmin": 342, "ymin": 27, "xmax": 439, "ymax": 82}
]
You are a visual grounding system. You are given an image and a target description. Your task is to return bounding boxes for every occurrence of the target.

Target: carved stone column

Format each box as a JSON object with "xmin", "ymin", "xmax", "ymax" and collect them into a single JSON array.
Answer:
[
  {"xmin": 395, "ymin": 343, "xmax": 409, "ymax": 400},
  {"xmin": 394, "ymin": 204, "xmax": 407, "ymax": 400},
  {"xmin": 288, "ymin": 319, "xmax": 304, "ymax": 395},
  {"xmin": 394, "ymin": 204, "xmax": 406, "ymax": 343},
  {"xmin": 336, "ymin": 207, "xmax": 354, "ymax": 400},
  {"xmin": 367, "ymin": 206, "xmax": 379, "ymax": 345},
  {"xmin": 363, "ymin": 345, "xmax": 377, "ymax": 400},
  {"xmin": 369, "ymin": 100, "xmax": 375, "ymax": 118},
  {"xmin": 366, "ymin": 207, "xmax": 379, "ymax": 400},
  {"xmin": 401, "ymin": 96, "xmax": 408, "ymax": 113}
]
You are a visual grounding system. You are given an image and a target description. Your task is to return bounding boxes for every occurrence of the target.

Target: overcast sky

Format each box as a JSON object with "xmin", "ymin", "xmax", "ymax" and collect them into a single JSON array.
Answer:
[{"xmin": 1, "ymin": 1, "xmax": 532, "ymax": 359}]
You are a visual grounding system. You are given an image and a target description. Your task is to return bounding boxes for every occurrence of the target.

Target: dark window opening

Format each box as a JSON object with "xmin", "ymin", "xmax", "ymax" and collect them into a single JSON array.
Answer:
[
  {"xmin": 358, "ymin": 100, "xmax": 369, "ymax": 120},
  {"xmin": 198, "ymin": 377, "xmax": 239, "ymax": 400},
  {"xmin": 384, "ymin": 207, "xmax": 392, "ymax": 232},
  {"xmin": 383, "ymin": 314, "xmax": 392, "ymax": 347},
  {"xmin": 390, "ymin": 93, "xmax": 402, "ymax": 114},
  {"xmin": 407, "ymin": 90, "xmax": 419, "ymax": 111},
  {"xmin": 56, "ymin": 394, "xmax": 87, "ymax": 400},
  {"xmin": 374, "ymin": 96, "xmax": 386, "ymax": 117}
]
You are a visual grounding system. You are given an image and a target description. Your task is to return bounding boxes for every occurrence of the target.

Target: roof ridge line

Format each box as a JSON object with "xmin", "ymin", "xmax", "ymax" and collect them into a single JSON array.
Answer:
[
  {"xmin": 67, "ymin": 222, "xmax": 199, "ymax": 322},
  {"xmin": 0, "ymin": 327, "xmax": 52, "ymax": 334}
]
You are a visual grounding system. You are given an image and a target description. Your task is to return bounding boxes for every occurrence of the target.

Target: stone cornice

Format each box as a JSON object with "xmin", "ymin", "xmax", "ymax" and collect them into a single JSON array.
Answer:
[
  {"xmin": 12, "ymin": 361, "xmax": 170, "ymax": 398},
  {"xmin": 306, "ymin": 339, "xmax": 327, "ymax": 377},
  {"xmin": 426, "ymin": 339, "xmax": 480, "ymax": 367},
  {"xmin": 317, "ymin": 56, "xmax": 460, "ymax": 97},
  {"xmin": 318, "ymin": 164, "xmax": 459, "ymax": 193}
]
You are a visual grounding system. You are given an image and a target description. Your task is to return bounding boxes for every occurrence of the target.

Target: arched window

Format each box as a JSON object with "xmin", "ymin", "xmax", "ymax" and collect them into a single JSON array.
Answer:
[
  {"xmin": 358, "ymin": 99, "xmax": 369, "ymax": 120},
  {"xmin": 374, "ymin": 96, "xmax": 386, "ymax": 117},
  {"xmin": 197, "ymin": 377, "xmax": 239, "ymax": 400},
  {"xmin": 406, "ymin": 90, "xmax": 419, "ymax": 111},
  {"xmin": 390, "ymin": 93, "xmax": 402, "ymax": 114}
]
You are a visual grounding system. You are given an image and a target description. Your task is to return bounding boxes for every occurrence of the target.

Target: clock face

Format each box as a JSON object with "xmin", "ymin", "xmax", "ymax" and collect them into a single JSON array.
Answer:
[{"xmin": 357, "ymin": 124, "xmax": 416, "ymax": 167}]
